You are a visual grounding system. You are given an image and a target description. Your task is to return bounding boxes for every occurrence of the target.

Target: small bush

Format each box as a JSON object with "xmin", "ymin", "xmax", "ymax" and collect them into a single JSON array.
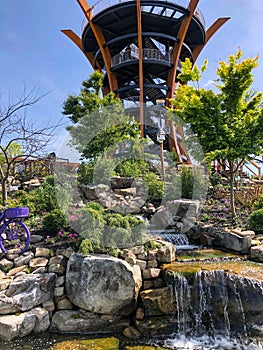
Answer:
[
  {"xmin": 116, "ymin": 159, "xmax": 150, "ymax": 178},
  {"xmin": 181, "ymin": 166, "xmax": 207, "ymax": 199},
  {"xmin": 78, "ymin": 239, "xmax": 94, "ymax": 255},
  {"xmin": 144, "ymin": 173, "xmax": 164, "ymax": 200},
  {"xmin": 248, "ymin": 208, "xmax": 263, "ymax": 233},
  {"xmin": 77, "ymin": 162, "xmax": 94, "ymax": 184},
  {"xmin": 253, "ymin": 194, "xmax": 263, "ymax": 210},
  {"xmin": 42, "ymin": 209, "xmax": 67, "ymax": 236}
]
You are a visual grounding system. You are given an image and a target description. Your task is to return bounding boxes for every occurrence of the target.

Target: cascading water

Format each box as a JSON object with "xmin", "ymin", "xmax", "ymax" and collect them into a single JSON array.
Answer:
[
  {"xmin": 168, "ymin": 270, "xmax": 263, "ymax": 337},
  {"xmin": 148, "ymin": 229, "xmax": 198, "ymax": 250},
  {"xmin": 154, "ymin": 269, "xmax": 263, "ymax": 349}
]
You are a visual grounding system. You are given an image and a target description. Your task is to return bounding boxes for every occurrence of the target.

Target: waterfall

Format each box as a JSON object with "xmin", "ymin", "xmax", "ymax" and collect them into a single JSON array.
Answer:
[
  {"xmin": 169, "ymin": 270, "xmax": 263, "ymax": 338},
  {"xmin": 148, "ymin": 229, "xmax": 193, "ymax": 247},
  {"xmin": 159, "ymin": 233, "xmax": 189, "ymax": 246}
]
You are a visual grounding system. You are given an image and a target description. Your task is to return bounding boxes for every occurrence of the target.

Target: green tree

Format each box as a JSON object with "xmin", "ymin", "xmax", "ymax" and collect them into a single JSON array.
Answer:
[
  {"xmin": 169, "ymin": 51, "xmax": 263, "ymax": 218},
  {"xmin": 63, "ymin": 71, "xmax": 142, "ymax": 178}
]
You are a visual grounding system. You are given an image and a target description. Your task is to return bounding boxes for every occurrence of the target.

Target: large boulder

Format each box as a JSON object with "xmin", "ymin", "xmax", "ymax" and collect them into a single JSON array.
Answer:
[
  {"xmin": 66, "ymin": 254, "xmax": 142, "ymax": 315},
  {"xmin": 213, "ymin": 230, "xmax": 251, "ymax": 254},
  {"xmin": 50, "ymin": 310, "xmax": 129, "ymax": 334}
]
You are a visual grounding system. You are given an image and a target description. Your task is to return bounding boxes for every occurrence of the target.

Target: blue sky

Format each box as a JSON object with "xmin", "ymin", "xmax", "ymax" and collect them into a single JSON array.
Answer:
[{"xmin": 1, "ymin": 0, "xmax": 263, "ymax": 157}]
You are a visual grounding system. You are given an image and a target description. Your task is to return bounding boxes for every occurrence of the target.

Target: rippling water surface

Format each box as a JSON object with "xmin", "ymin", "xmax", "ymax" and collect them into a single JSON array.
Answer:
[{"xmin": 0, "ymin": 333, "xmax": 263, "ymax": 350}]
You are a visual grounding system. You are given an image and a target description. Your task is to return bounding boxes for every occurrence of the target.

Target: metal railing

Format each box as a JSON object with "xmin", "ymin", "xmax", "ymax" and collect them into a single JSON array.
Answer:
[
  {"xmin": 111, "ymin": 48, "xmax": 172, "ymax": 67},
  {"xmin": 82, "ymin": 0, "xmax": 205, "ymax": 32}
]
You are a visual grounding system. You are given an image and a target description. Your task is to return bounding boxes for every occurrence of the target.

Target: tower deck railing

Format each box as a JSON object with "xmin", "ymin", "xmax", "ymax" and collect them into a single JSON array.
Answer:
[
  {"xmin": 82, "ymin": 0, "xmax": 205, "ymax": 32},
  {"xmin": 111, "ymin": 48, "xmax": 172, "ymax": 67}
]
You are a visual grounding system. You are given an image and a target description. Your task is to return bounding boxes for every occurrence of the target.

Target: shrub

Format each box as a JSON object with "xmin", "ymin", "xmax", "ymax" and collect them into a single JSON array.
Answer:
[
  {"xmin": 181, "ymin": 166, "xmax": 207, "ymax": 199},
  {"xmin": 78, "ymin": 239, "xmax": 94, "ymax": 255},
  {"xmin": 248, "ymin": 208, "xmax": 263, "ymax": 233},
  {"xmin": 42, "ymin": 209, "xmax": 67, "ymax": 236},
  {"xmin": 253, "ymin": 194, "xmax": 263, "ymax": 210},
  {"xmin": 209, "ymin": 173, "xmax": 222, "ymax": 187},
  {"xmin": 77, "ymin": 162, "xmax": 94, "ymax": 184},
  {"xmin": 144, "ymin": 172, "xmax": 164, "ymax": 200},
  {"xmin": 74, "ymin": 206, "xmax": 104, "ymax": 247},
  {"xmin": 116, "ymin": 159, "xmax": 151, "ymax": 178}
]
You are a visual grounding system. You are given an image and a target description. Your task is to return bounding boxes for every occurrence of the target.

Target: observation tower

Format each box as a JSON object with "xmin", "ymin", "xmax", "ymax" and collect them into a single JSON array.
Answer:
[{"xmin": 62, "ymin": 0, "xmax": 229, "ymax": 163}]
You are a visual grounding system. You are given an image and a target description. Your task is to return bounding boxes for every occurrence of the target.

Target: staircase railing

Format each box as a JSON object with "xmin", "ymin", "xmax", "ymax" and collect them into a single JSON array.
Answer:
[{"xmin": 111, "ymin": 48, "xmax": 171, "ymax": 67}]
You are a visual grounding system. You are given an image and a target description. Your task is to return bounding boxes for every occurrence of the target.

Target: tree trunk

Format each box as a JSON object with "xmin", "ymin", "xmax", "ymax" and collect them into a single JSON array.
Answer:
[
  {"xmin": 1, "ymin": 179, "xmax": 7, "ymax": 206},
  {"xmin": 229, "ymin": 162, "xmax": 236, "ymax": 218}
]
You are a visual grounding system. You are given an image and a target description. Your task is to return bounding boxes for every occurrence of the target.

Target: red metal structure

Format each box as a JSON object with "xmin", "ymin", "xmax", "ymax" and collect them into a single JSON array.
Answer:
[{"xmin": 62, "ymin": 0, "xmax": 229, "ymax": 163}]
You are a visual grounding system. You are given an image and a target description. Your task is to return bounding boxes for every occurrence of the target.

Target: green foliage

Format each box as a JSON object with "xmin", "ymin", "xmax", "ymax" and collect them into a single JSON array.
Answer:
[
  {"xmin": 144, "ymin": 173, "xmax": 164, "ymax": 200},
  {"xmin": 42, "ymin": 209, "xmax": 67, "ymax": 236},
  {"xmin": 75, "ymin": 203, "xmax": 146, "ymax": 249},
  {"xmin": 9, "ymin": 190, "xmax": 36, "ymax": 214},
  {"xmin": 77, "ymin": 162, "xmax": 94, "ymax": 184},
  {"xmin": 116, "ymin": 158, "xmax": 150, "ymax": 178},
  {"xmin": 209, "ymin": 173, "xmax": 222, "ymax": 187},
  {"xmin": 254, "ymin": 194, "xmax": 263, "ymax": 210},
  {"xmin": 178, "ymin": 58, "xmax": 208, "ymax": 85},
  {"xmin": 78, "ymin": 239, "xmax": 94, "ymax": 255},
  {"xmin": 180, "ymin": 166, "xmax": 207, "ymax": 199},
  {"xmin": 170, "ymin": 50, "xmax": 263, "ymax": 217},
  {"xmin": 248, "ymin": 208, "xmax": 263, "ymax": 232},
  {"xmin": 143, "ymin": 239, "xmax": 162, "ymax": 252},
  {"xmin": 64, "ymin": 71, "xmax": 140, "ymax": 164},
  {"xmin": 164, "ymin": 172, "xmax": 182, "ymax": 201},
  {"xmin": 63, "ymin": 71, "xmax": 117, "ymax": 124}
]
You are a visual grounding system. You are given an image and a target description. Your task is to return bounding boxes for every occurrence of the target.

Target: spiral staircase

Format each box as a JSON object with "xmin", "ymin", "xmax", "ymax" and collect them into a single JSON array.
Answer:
[{"xmin": 62, "ymin": 0, "xmax": 229, "ymax": 163}]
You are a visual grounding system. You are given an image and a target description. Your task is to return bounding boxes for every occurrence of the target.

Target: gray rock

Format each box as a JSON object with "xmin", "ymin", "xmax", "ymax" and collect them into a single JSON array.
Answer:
[
  {"xmin": 0, "ymin": 273, "xmax": 56, "ymax": 314},
  {"xmin": 0, "ymin": 311, "xmax": 36, "ymax": 341},
  {"xmin": 66, "ymin": 253, "xmax": 142, "ymax": 315},
  {"xmin": 0, "ymin": 258, "xmax": 13, "ymax": 271},
  {"xmin": 30, "ymin": 235, "xmax": 44, "ymax": 243},
  {"xmin": 213, "ymin": 230, "xmax": 251, "ymax": 254},
  {"xmin": 250, "ymin": 244, "xmax": 263, "ymax": 262},
  {"xmin": 167, "ymin": 199, "xmax": 201, "ymax": 218},
  {"xmin": 29, "ymin": 307, "xmax": 50, "ymax": 333},
  {"xmin": 14, "ymin": 252, "xmax": 34, "ymax": 267},
  {"xmin": 50, "ymin": 309, "xmax": 129, "ymax": 334}
]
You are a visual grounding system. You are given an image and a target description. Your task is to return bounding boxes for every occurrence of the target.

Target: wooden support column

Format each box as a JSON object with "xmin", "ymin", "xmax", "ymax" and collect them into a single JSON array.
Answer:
[
  {"xmin": 76, "ymin": 0, "xmax": 118, "ymax": 92},
  {"xmin": 166, "ymin": 0, "xmax": 199, "ymax": 100},
  {"xmin": 137, "ymin": 0, "xmax": 144, "ymax": 138},
  {"xmin": 165, "ymin": 0, "xmax": 199, "ymax": 162}
]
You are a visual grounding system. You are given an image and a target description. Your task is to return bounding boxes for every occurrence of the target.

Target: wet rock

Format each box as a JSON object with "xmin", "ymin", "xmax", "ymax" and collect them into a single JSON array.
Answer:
[
  {"xmin": 213, "ymin": 230, "xmax": 251, "ymax": 254},
  {"xmin": 66, "ymin": 253, "xmax": 142, "ymax": 315},
  {"xmin": 123, "ymin": 325, "xmax": 141, "ymax": 339},
  {"xmin": 250, "ymin": 244, "xmax": 263, "ymax": 262},
  {"xmin": 140, "ymin": 287, "xmax": 176, "ymax": 316},
  {"xmin": 50, "ymin": 309, "xmax": 129, "ymax": 334},
  {"xmin": 157, "ymin": 244, "xmax": 176, "ymax": 263}
]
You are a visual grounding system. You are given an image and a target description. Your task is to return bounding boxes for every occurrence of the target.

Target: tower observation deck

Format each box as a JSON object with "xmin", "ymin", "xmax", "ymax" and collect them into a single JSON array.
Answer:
[{"xmin": 62, "ymin": 0, "xmax": 229, "ymax": 163}]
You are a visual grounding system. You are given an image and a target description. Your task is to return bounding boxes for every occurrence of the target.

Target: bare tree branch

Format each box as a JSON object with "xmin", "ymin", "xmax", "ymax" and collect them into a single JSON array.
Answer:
[{"xmin": 0, "ymin": 85, "xmax": 64, "ymax": 204}]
